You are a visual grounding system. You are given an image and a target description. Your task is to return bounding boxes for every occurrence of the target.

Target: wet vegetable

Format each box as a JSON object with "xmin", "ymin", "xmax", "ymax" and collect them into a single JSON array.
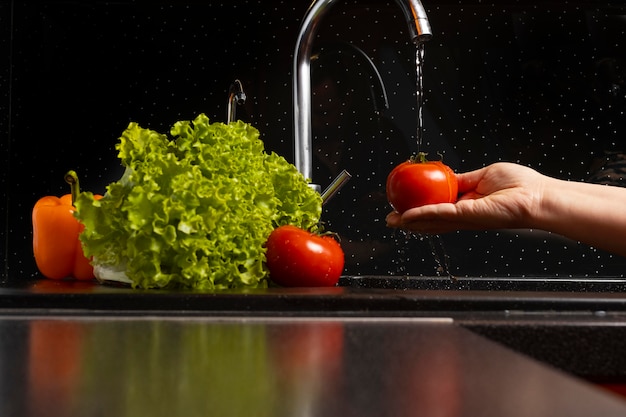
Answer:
[
  {"xmin": 386, "ymin": 152, "xmax": 458, "ymax": 213},
  {"xmin": 265, "ymin": 225, "xmax": 344, "ymax": 287}
]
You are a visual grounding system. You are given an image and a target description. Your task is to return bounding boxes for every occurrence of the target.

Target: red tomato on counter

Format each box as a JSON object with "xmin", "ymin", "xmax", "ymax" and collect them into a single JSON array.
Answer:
[
  {"xmin": 386, "ymin": 152, "xmax": 458, "ymax": 213},
  {"xmin": 265, "ymin": 225, "xmax": 344, "ymax": 287}
]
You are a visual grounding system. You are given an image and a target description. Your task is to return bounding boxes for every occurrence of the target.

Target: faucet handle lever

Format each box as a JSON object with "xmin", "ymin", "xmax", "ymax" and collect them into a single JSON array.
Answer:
[{"xmin": 321, "ymin": 169, "xmax": 352, "ymax": 206}]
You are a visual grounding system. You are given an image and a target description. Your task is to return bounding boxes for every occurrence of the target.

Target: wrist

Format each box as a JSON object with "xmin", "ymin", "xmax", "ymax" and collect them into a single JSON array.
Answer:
[{"xmin": 528, "ymin": 176, "xmax": 566, "ymax": 232}]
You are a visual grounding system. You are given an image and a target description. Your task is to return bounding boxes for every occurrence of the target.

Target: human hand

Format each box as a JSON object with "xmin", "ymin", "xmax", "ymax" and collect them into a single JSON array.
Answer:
[{"xmin": 386, "ymin": 162, "xmax": 549, "ymax": 234}]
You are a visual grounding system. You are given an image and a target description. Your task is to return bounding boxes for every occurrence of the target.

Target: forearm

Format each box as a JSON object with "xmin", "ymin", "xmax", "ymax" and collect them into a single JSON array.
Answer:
[{"xmin": 534, "ymin": 177, "xmax": 626, "ymax": 257}]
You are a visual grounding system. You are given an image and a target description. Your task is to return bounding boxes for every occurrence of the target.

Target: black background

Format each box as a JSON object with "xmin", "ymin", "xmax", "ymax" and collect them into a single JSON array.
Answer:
[{"xmin": 3, "ymin": 0, "xmax": 626, "ymax": 281}]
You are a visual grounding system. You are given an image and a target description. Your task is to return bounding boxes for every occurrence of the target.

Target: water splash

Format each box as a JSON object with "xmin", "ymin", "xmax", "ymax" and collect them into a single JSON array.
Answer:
[
  {"xmin": 426, "ymin": 234, "xmax": 456, "ymax": 280},
  {"xmin": 392, "ymin": 229, "xmax": 455, "ymax": 280}
]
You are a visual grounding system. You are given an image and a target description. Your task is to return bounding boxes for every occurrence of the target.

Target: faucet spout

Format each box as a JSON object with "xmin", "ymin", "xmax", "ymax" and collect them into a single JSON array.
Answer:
[
  {"xmin": 401, "ymin": 0, "xmax": 433, "ymax": 43},
  {"xmin": 293, "ymin": 0, "xmax": 432, "ymax": 189}
]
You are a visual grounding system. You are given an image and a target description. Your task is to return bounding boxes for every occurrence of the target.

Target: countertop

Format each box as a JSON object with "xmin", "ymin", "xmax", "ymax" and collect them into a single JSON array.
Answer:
[{"xmin": 2, "ymin": 276, "xmax": 626, "ymax": 416}]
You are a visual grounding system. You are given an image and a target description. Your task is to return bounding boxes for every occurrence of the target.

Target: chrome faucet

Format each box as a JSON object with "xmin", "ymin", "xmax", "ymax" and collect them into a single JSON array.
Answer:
[
  {"xmin": 227, "ymin": 79, "xmax": 246, "ymax": 123},
  {"xmin": 293, "ymin": 0, "xmax": 432, "ymax": 191}
]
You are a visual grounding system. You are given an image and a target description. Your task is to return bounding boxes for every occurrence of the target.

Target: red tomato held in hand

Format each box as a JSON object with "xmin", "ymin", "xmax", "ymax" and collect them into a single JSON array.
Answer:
[
  {"xmin": 265, "ymin": 225, "xmax": 344, "ymax": 287},
  {"xmin": 386, "ymin": 152, "xmax": 458, "ymax": 213}
]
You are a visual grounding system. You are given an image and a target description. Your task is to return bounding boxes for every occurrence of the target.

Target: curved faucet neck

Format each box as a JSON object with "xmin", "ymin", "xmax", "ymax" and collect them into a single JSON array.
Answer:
[{"xmin": 292, "ymin": 0, "xmax": 432, "ymax": 186}]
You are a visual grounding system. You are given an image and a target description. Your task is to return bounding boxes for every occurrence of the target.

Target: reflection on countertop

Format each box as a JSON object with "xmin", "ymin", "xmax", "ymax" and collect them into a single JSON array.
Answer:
[{"xmin": 1, "ymin": 316, "xmax": 626, "ymax": 417}]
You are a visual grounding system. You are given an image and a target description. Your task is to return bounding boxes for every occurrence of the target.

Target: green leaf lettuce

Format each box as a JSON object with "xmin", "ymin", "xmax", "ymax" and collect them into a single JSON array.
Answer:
[{"xmin": 75, "ymin": 114, "xmax": 322, "ymax": 290}]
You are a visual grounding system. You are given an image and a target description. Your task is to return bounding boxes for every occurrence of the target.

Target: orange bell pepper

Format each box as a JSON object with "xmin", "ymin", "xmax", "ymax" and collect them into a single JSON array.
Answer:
[{"xmin": 32, "ymin": 171, "xmax": 101, "ymax": 280}]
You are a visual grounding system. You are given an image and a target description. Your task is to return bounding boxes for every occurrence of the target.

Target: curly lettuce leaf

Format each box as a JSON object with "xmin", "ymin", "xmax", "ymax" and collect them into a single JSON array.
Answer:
[{"xmin": 75, "ymin": 114, "xmax": 322, "ymax": 290}]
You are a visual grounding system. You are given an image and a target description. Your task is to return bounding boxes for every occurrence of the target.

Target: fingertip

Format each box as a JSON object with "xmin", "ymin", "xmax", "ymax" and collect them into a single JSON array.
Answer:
[
  {"xmin": 455, "ymin": 167, "xmax": 486, "ymax": 193},
  {"xmin": 385, "ymin": 210, "xmax": 401, "ymax": 227}
]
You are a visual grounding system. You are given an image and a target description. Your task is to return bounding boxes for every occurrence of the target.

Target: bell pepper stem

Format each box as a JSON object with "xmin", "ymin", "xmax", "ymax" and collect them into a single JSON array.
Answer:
[{"xmin": 64, "ymin": 170, "xmax": 80, "ymax": 206}]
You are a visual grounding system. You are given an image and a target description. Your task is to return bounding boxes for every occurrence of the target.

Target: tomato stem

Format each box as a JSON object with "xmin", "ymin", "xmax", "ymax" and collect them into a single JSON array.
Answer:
[
  {"xmin": 64, "ymin": 170, "xmax": 80, "ymax": 206},
  {"xmin": 410, "ymin": 151, "xmax": 429, "ymax": 163}
]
